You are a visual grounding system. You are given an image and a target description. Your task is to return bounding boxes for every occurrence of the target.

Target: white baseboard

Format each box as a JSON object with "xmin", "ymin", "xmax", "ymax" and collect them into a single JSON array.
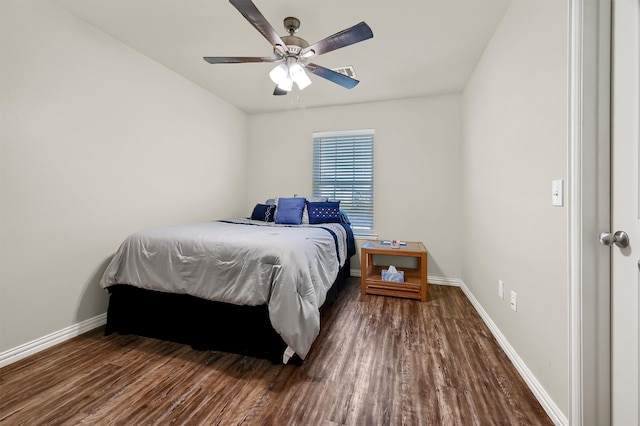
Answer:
[
  {"xmin": 458, "ymin": 281, "xmax": 568, "ymax": 426},
  {"xmin": 0, "ymin": 313, "xmax": 107, "ymax": 368},
  {"xmin": 426, "ymin": 276, "xmax": 462, "ymax": 286}
]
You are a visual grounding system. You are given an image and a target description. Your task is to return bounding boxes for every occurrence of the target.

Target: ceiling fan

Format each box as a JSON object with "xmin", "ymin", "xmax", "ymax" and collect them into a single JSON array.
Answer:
[{"xmin": 203, "ymin": 0, "xmax": 374, "ymax": 96}]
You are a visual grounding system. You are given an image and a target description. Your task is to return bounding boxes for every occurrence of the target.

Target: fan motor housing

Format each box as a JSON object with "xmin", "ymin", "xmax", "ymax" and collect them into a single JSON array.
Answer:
[{"xmin": 282, "ymin": 35, "xmax": 309, "ymax": 50}]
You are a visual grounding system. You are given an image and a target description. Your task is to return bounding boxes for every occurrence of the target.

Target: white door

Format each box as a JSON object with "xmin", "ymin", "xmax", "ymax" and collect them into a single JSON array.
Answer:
[{"xmin": 610, "ymin": 0, "xmax": 640, "ymax": 423}]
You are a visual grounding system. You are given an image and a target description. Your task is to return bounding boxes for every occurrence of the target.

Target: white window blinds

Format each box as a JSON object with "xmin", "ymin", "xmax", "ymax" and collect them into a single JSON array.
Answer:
[{"xmin": 313, "ymin": 130, "xmax": 374, "ymax": 231}]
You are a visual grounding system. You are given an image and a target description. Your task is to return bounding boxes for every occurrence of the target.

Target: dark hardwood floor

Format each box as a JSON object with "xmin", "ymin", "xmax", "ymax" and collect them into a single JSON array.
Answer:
[{"xmin": 0, "ymin": 278, "xmax": 553, "ymax": 425}]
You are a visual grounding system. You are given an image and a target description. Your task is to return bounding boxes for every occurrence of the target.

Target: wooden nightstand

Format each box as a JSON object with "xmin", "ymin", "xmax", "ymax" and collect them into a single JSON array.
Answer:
[{"xmin": 360, "ymin": 240, "xmax": 428, "ymax": 301}]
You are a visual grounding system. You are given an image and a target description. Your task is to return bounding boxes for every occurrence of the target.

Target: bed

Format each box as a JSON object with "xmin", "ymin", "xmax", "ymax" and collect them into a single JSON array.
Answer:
[{"xmin": 100, "ymin": 199, "xmax": 355, "ymax": 364}]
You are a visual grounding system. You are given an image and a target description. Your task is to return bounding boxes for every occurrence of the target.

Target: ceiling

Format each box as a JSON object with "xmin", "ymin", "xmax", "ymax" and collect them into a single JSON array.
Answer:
[{"xmin": 54, "ymin": 0, "xmax": 512, "ymax": 114}]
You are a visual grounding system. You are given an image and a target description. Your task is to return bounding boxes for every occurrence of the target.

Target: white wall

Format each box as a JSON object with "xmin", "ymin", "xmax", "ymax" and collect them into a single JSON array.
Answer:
[
  {"xmin": 247, "ymin": 96, "xmax": 462, "ymax": 280},
  {"xmin": 0, "ymin": 0, "xmax": 248, "ymax": 353},
  {"xmin": 461, "ymin": 0, "xmax": 568, "ymax": 415}
]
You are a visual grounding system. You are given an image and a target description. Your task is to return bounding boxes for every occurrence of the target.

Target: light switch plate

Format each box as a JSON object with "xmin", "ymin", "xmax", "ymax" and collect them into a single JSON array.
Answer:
[{"xmin": 552, "ymin": 180, "xmax": 563, "ymax": 207}]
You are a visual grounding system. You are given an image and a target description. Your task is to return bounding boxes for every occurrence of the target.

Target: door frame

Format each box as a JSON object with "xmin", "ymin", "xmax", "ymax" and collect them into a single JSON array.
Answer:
[{"xmin": 568, "ymin": 0, "xmax": 611, "ymax": 425}]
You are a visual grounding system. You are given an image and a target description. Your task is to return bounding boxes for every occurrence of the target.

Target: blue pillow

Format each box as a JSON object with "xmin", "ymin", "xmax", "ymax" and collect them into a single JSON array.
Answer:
[
  {"xmin": 251, "ymin": 204, "xmax": 276, "ymax": 222},
  {"xmin": 307, "ymin": 201, "xmax": 341, "ymax": 224},
  {"xmin": 275, "ymin": 197, "xmax": 306, "ymax": 225},
  {"xmin": 339, "ymin": 208, "xmax": 351, "ymax": 224}
]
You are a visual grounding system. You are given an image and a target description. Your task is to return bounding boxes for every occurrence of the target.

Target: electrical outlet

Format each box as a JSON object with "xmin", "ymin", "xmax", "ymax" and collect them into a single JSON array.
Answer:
[
  {"xmin": 510, "ymin": 291, "xmax": 517, "ymax": 311},
  {"xmin": 498, "ymin": 280, "xmax": 504, "ymax": 299}
]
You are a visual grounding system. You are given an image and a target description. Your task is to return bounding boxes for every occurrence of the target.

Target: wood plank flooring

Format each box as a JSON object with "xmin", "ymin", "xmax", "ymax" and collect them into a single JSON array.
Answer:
[{"xmin": 0, "ymin": 278, "xmax": 553, "ymax": 425}]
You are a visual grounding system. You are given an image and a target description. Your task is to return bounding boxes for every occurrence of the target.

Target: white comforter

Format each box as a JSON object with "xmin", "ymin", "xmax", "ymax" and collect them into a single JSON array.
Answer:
[{"xmin": 100, "ymin": 219, "xmax": 348, "ymax": 359}]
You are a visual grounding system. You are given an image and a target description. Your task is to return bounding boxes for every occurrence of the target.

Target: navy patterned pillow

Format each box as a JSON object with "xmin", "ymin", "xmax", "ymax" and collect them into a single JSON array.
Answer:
[
  {"xmin": 307, "ymin": 201, "xmax": 341, "ymax": 224},
  {"xmin": 251, "ymin": 204, "xmax": 276, "ymax": 222}
]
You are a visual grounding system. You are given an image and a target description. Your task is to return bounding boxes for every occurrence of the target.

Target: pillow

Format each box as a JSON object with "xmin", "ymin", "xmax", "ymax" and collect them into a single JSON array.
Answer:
[
  {"xmin": 307, "ymin": 201, "xmax": 341, "ymax": 224},
  {"xmin": 339, "ymin": 208, "xmax": 351, "ymax": 224},
  {"xmin": 295, "ymin": 195, "xmax": 328, "ymax": 224},
  {"xmin": 251, "ymin": 203, "xmax": 276, "ymax": 222},
  {"xmin": 275, "ymin": 197, "xmax": 306, "ymax": 225}
]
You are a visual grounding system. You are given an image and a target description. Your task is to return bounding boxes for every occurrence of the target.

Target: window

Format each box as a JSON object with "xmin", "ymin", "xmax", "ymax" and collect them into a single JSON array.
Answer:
[{"xmin": 312, "ymin": 129, "xmax": 374, "ymax": 232}]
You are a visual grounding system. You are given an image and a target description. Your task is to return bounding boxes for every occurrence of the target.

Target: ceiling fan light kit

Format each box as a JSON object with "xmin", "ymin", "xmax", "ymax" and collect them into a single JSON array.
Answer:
[
  {"xmin": 203, "ymin": 0, "xmax": 373, "ymax": 96},
  {"xmin": 270, "ymin": 58, "xmax": 312, "ymax": 91},
  {"xmin": 269, "ymin": 63, "xmax": 288, "ymax": 85},
  {"xmin": 288, "ymin": 62, "xmax": 312, "ymax": 89}
]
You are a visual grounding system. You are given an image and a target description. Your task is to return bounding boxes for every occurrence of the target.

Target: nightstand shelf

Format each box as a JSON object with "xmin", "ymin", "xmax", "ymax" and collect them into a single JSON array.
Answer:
[{"xmin": 360, "ymin": 240, "xmax": 428, "ymax": 301}]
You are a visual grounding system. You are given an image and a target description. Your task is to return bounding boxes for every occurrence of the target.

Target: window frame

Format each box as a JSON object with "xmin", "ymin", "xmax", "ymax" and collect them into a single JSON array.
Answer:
[{"xmin": 312, "ymin": 129, "xmax": 375, "ymax": 233}]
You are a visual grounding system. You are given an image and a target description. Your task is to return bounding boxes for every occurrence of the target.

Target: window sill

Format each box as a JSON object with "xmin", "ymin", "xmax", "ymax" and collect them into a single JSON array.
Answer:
[{"xmin": 354, "ymin": 232, "xmax": 378, "ymax": 240}]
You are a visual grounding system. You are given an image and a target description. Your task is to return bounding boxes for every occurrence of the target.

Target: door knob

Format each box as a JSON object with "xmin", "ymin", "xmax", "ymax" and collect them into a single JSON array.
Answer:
[{"xmin": 599, "ymin": 231, "xmax": 630, "ymax": 248}]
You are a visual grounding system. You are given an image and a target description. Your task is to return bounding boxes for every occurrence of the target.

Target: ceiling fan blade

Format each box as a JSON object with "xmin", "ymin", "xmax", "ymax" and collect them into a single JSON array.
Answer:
[
  {"xmin": 273, "ymin": 86, "xmax": 288, "ymax": 96},
  {"xmin": 229, "ymin": 0, "xmax": 288, "ymax": 54},
  {"xmin": 306, "ymin": 63, "xmax": 360, "ymax": 89},
  {"xmin": 203, "ymin": 56, "xmax": 275, "ymax": 64},
  {"xmin": 301, "ymin": 22, "xmax": 373, "ymax": 58}
]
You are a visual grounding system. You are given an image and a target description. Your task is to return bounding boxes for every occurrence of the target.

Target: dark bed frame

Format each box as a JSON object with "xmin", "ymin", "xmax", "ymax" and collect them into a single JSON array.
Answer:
[{"xmin": 104, "ymin": 259, "xmax": 351, "ymax": 364}]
